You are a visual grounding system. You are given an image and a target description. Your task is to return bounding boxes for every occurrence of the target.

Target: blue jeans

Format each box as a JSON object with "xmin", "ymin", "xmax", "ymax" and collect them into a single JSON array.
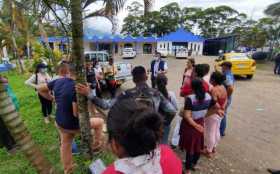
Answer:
[
  {"xmin": 162, "ymin": 125, "xmax": 171, "ymax": 144},
  {"xmin": 220, "ymin": 97, "xmax": 232, "ymax": 136}
]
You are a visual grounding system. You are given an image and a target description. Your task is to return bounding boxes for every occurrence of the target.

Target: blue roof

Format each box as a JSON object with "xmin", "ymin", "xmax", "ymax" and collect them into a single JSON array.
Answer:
[
  {"xmin": 159, "ymin": 28, "xmax": 204, "ymax": 42},
  {"xmin": 112, "ymin": 35, "xmax": 124, "ymax": 42},
  {"xmin": 39, "ymin": 36, "xmax": 69, "ymax": 43},
  {"xmin": 38, "ymin": 28, "xmax": 203, "ymax": 44},
  {"xmin": 135, "ymin": 36, "xmax": 157, "ymax": 43},
  {"xmin": 122, "ymin": 35, "xmax": 136, "ymax": 42}
]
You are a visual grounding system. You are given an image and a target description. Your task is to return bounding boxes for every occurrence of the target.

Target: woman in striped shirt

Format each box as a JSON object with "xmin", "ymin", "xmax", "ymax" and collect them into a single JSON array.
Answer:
[{"xmin": 179, "ymin": 78, "xmax": 215, "ymax": 174}]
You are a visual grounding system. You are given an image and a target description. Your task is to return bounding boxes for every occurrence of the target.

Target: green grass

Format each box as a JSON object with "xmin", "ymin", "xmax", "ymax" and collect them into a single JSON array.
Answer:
[{"xmin": 0, "ymin": 71, "xmax": 114, "ymax": 174}]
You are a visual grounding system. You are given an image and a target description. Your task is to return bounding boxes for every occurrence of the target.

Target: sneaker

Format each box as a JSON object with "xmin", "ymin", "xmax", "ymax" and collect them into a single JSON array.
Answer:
[{"xmin": 44, "ymin": 117, "xmax": 50, "ymax": 124}]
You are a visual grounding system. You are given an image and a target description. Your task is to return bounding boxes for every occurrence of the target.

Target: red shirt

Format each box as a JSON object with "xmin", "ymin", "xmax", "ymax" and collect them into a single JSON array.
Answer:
[
  {"xmin": 102, "ymin": 145, "xmax": 182, "ymax": 174},
  {"xmin": 180, "ymin": 80, "xmax": 209, "ymax": 97}
]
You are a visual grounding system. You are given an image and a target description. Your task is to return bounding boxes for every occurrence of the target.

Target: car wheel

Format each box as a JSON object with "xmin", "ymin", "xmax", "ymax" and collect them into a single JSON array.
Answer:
[{"xmin": 246, "ymin": 75, "xmax": 253, "ymax": 79}]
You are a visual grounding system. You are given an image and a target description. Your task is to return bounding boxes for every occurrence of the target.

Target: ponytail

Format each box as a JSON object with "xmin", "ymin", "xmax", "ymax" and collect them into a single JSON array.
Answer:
[{"xmin": 191, "ymin": 78, "xmax": 205, "ymax": 102}]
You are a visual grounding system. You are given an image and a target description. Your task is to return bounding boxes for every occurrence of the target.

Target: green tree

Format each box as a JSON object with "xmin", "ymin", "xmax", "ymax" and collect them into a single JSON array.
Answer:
[{"xmin": 159, "ymin": 2, "xmax": 181, "ymax": 35}]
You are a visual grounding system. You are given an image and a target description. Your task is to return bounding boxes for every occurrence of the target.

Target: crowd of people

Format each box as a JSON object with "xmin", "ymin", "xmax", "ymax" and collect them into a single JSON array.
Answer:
[{"xmin": 4, "ymin": 51, "xmax": 236, "ymax": 174}]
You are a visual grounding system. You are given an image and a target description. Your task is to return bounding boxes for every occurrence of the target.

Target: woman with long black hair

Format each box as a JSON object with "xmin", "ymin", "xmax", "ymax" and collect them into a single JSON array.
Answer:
[
  {"xmin": 25, "ymin": 63, "xmax": 53, "ymax": 124},
  {"xmin": 156, "ymin": 74, "xmax": 178, "ymax": 144},
  {"xmin": 179, "ymin": 79, "xmax": 215, "ymax": 174}
]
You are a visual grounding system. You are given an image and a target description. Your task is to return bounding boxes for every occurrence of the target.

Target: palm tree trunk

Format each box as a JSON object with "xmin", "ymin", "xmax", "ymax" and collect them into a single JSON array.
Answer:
[
  {"xmin": 70, "ymin": 0, "xmax": 94, "ymax": 158},
  {"xmin": 10, "ymin": 1, "xmax": 24, "ymax": 73},
  {"xmin": 0, "ymin": 83, "xmax": 57, "ymax": 174}
]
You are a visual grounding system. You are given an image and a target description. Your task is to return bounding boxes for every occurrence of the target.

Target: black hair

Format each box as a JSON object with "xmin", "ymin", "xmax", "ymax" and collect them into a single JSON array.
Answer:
[
  {"xmin": 131, "ymin": 66, "xmax": 147, "ymax": 83},
  {"xmin": 221, "ymin": 61, "xmax": 232, "ymax": 69},
  {"xmin": 210, "ymin": 71, "xmax": 226, "ymax": 85},
  {"xmin": 156, "ymin": 74, "xmax": 169, "ymax": 99},
  {"xmin": 194, "ymin": 64, "xmax": 205, "ymax": 78},
  {"xmin": 191, "ymin": 78, "xmax": 205, "ymax": 102},
  {"xmin": 194, "ymin": 64, "xmax": 210, "ymax": 78},
  {"xmin": 107, "ymin": 98, "xmax": 163, "ymax": 157},
  {"xmin": 201, "ymin": 63, "xmax": 210, "ymax": 76}
]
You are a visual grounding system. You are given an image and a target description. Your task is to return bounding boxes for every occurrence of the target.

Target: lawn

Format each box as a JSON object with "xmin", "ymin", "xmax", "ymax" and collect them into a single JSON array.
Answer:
[{"xmin": 0, "ymin": 71, "xmax": 114, "ymax": 174}]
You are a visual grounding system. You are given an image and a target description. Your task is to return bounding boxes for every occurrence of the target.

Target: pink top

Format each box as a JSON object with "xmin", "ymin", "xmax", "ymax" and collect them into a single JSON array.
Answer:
[{"xmin": 102, "ymin": 145, "xmax": 182, "ymax": 174}]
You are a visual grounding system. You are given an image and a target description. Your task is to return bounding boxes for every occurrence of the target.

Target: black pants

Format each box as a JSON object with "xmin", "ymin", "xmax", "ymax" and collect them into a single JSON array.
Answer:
[
  {"xmin": 185, "ymin": 152, "xmax": 201, "ymax": 170},
  {"xmin": 274, "ymin": 61, "xmax": 280, "ymax": 74},
  {"xmin": 151, "ymin": 77, "xmax": 156, "ymax": 88},
  {"xmin": 38, "ymin": 94, "xmax": 52, "ymax": 117},
  {"xmin": 0, "ymin": 118, "xmax": 16, "ymax": 150}
]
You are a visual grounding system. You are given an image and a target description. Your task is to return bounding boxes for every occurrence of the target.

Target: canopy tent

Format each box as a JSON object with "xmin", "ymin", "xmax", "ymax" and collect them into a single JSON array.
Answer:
[
  {"xmin": 134, "ymin": 36, "xmax": 157, "ymax": 43},
  {"xmin": 122, "ymin": 35, "xmax": 136, "ymax": 43},
  {"xmin": 159, "ymin": 28, "xmax": 204, "ymax": 42}
]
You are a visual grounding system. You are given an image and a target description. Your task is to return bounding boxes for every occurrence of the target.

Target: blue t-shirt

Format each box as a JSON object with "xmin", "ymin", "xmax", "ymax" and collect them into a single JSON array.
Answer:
[
  {"xmin": 47, "ymin": 78, "xmax": 79, "ymax": 130},
  {"xmin": 224, "ymin": 70, "xmax": 234, "ymax": 87}
]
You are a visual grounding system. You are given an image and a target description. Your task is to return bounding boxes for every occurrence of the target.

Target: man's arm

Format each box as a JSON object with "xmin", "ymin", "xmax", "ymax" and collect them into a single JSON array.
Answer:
[
  {"xmin": 159, "ymin": 93, "xmax": 177, "ymax": 116},
  {"xmin": 76, "ymin": 83, "xmax": 115, "ymax": 110}
]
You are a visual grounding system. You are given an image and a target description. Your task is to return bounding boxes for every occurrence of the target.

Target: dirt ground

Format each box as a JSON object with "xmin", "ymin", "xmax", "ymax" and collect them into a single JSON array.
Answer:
[{"xmin": 116, "ymin": 55, "xmax": 280, "ymax": 174}]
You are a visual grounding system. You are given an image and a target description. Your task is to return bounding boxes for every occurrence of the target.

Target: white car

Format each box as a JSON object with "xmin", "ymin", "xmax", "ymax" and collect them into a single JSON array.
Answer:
[
  {"xmin": 122, "ymin": 48, "xmax": 136, "ymax": 59},
  {"xmin": 156, "ymin": 49, "xmax": 169, "ymax": 57},
  {"xmin": 84, "ymin": 51, "xmax": 132, "ymax": 86},
  {"xmin": 176, "ymin": 48, "xmax": 188, "ymax": 59}
]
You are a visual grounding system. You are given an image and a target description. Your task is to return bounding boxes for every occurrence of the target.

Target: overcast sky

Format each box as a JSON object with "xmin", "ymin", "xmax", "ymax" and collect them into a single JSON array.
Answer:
[{"xmin": 85, "ymin": 0, "xmax": 278, "ymax": 33}]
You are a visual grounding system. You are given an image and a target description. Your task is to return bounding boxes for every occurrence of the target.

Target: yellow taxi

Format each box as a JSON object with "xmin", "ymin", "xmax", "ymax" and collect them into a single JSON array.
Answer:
[{"xmin": 215, "ymin": 53, "xmax": 256, "ymax": 79}]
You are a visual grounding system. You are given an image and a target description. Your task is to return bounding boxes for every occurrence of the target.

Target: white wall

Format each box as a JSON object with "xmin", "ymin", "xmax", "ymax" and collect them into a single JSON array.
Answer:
[
  {"xmin": 157, "ymin": 42, "xmax": 173, "ymax": 56},
  {"xmin": 84, "ymin": 42, "xmax": 91, "ymax": 52}
]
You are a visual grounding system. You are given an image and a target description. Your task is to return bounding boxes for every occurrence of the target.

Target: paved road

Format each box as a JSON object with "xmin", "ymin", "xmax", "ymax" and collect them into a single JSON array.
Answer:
[{"xmin": 116, "ymin": 55, "xmax": 280, "ymax": 174}]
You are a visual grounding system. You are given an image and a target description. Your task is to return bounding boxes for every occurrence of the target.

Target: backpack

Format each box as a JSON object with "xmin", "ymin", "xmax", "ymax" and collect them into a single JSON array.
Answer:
[{"xmin": 121, "ymin": 86, "xmax": 157, "ymax": 110}]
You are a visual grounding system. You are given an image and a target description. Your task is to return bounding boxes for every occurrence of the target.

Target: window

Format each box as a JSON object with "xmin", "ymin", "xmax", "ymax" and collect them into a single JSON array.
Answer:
[
  {"xmin": 197, "ymin": 45, "xmax": 200, "ymax": 52},
  {"xmin": 97, "ymin": 53, "xmax": 103, "ymax": 62},
  {"xmin": 163, "ymin": 44, "xmax": 165, "ymax": 49},
  {"xmin": 90, "ymin": 53, "xmax": 97, "ymax": 60},
  {"xmin": 160, "ymin": 44, "xmax": 162, "ymax": 49},
  {"xmin": 194, "ymin": 44, "xmax": 196, "ymax": 51}
]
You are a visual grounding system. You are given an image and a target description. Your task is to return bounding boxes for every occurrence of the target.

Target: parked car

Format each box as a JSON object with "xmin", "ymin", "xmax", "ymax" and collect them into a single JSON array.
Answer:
[
  {"xmin": 215, "ymin": 53, "xmax": 256, "ymax": 79},
  {"xmin": 157, "ymin": 49, "xmax": 168, "ymax": 57},
  {"xmin": 84, "ymin": 51, "xmax": 132, "ymax": 86},
  {"xmin": 122, "ymin": 48, "xmax": 136, "ymax": 59},
  {"xmin": 176, "ymin": 48, "xmax": 188, "ymax": 59}
]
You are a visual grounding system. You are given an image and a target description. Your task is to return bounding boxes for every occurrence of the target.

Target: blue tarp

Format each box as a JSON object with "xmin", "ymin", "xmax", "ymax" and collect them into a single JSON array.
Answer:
[
  {"xmin": 39, "ymin": 36, "xmax": 69, "ymax": 43},
  {"xmin": 0, "ymin": 63, "xmax": 14, "ymax": 72},
  {"xmin": 159, "ymin": 28, "xmax": 204, "ymax": 42}
]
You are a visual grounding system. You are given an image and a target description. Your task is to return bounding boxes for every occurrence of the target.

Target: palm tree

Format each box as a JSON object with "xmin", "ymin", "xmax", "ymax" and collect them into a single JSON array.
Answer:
[
  {"xmin": 59, "ymin": 0, "xmax": 154, "ymax": 157},
  {"xmin": 0, "ymin": 84, "xmax": 57, "ymax": 174}
]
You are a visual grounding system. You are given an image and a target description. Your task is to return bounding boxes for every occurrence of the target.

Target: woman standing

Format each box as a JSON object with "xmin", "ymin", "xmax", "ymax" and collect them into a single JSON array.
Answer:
[
  {"xmin": 104, "ymin": 58, "xmax": 117, "ymax": 98},
  {"xmin": 156, "ymin": 74, "xmax": 178, "ymax": 144},
  {"xmin": 179, "ymin": 79, "xmax": 214, "ymax": 174},
  {"xmin": 182, "ymin": 58, "xmax": 195, "ymax": 86},
  {"xmin": 204, "ymin": 72, "xmax": 227, "ymax": 157},
  {"xmin": 102, "ymin": 98, "xmax": 182, "ymax": 174},
  {"xmin": 25, "ymin": 63, "xmax": 53, "ymax": 124}
]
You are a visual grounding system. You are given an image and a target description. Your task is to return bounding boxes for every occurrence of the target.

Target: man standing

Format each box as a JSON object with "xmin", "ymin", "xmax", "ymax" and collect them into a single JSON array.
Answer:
[
  {"xmin": 220, "ymin": 62, "xmax": 234, "ymax": 137},
  {"xmin": 274, "ymin": 53, "xmax": 280, "ymax": 75},
  {"xmin": 150, "ymin": 52, "xmax": 168, "ymax": 88}
]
